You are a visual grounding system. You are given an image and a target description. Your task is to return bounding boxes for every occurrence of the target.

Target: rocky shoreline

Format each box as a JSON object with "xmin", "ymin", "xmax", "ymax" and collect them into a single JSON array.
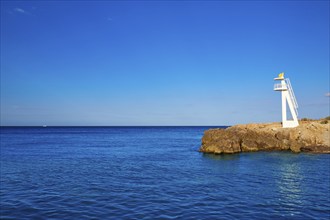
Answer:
[{"xmin": 199, "ymin": 119, "xmax": 330, "ymax": 154}]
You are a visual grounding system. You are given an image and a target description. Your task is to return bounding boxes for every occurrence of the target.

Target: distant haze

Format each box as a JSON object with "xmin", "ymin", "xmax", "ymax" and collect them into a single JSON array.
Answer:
[{"xmin": 1, "ymin": 1, "xmax": 329, "ymax": 126}]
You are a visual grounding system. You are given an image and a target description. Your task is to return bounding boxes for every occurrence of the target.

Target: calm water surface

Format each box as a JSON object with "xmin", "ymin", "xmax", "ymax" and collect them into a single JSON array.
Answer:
[{"xmin": 1, "ymin": 127, "xmax": 330, "ymax": 219}]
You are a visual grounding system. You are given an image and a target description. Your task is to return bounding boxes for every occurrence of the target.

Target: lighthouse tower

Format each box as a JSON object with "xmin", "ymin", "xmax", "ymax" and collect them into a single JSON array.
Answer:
[{"xmin": 274, "ymin": 72, "xmax": 299, "ymax": 128}]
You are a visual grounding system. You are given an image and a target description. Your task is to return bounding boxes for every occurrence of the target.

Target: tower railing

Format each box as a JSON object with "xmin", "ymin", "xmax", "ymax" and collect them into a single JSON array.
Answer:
[
  {"xmin": 285, "ymin": 78, "xmax": 298, "ymax": 116},
  {"xmin": 274, "ymin": 83, "xmax": 287, "ymax": 90}
]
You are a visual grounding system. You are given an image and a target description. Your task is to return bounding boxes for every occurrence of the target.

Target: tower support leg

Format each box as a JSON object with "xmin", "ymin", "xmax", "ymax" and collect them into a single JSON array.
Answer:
[{"xmin": 281, "ymin": 91, "xmax": 299, "ymax": 128}]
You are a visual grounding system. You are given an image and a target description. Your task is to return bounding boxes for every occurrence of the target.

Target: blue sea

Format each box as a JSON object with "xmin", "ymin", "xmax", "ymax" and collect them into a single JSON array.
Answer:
[{"xmin": 1, "ymin": 127, "xmax": 329, "ymax": 219}]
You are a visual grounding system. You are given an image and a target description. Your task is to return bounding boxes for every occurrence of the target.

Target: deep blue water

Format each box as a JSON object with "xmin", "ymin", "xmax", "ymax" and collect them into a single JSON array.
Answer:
[{"xmin": 1, "ymin": 127, "xmax": 330, "ymax": 219}]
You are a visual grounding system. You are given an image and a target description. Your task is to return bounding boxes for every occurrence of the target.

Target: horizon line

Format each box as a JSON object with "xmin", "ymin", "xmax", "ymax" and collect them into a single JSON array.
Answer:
[{"xmin": 0, "ymin": 125, "xmax": 230, "ymax": 127}]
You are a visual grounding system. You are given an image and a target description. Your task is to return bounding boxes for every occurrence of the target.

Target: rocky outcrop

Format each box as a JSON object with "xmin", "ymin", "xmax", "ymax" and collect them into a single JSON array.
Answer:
[{"xmin": 199, "ymin": 120, "xmax": 330, "ymax": 154}]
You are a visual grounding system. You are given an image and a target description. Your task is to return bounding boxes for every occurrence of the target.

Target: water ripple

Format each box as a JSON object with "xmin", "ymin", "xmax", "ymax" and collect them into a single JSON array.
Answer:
[{"xmin": 1, "ymin": 127, "xmax": 330, "ymax": 219}]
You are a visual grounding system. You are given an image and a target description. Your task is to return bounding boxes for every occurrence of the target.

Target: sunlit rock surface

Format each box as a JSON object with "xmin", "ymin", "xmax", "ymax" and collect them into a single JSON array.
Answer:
[{"xmin": 200, "ymin": 119, "xmax": 330, "ymax": 154}]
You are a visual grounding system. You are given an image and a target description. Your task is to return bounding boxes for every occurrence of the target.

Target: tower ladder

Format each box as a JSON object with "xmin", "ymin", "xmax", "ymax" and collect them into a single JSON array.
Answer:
[{"xmin": 285, "ymin": 78, "xmax": 298, "ymax": 117}]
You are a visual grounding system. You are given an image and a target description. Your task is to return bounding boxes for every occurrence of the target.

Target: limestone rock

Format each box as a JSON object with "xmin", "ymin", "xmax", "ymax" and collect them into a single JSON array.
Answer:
[{"xmin": 199, "ymin": 120, "xmax": 330, "ymax": 154}]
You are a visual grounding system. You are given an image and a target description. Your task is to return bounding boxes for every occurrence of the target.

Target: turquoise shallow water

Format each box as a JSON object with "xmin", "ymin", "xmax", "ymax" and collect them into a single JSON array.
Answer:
[{"xmin": 1, "ymin": 127, "xmax": 330, "ymax": 219}]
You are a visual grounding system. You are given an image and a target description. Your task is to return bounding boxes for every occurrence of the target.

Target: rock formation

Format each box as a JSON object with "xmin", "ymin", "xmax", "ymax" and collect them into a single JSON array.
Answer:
[{"xmin": 199, "ymin": 119, "xmax": 330, "ymax": 154}]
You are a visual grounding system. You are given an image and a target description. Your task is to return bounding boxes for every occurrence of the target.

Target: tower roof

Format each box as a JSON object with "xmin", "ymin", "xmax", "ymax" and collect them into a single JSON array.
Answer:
[{"xmin": 274, "ymin": 72, "xmax": 285, "ymax": 80}]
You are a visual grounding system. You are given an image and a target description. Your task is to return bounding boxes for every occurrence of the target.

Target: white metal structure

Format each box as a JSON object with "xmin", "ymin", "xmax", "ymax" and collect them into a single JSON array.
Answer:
[{"xmin": 274, "ymin": 72, "xmax": 299, "ymax": 128}]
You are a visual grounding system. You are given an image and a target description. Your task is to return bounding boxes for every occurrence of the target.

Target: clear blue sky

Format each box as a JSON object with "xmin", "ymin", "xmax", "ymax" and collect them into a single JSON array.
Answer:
[{"xmin": 1, "ymin": 1, "xmax": 329, "ymax": 126}]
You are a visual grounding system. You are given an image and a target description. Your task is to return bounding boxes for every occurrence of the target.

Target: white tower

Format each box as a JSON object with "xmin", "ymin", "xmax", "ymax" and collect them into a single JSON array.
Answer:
[{"xmin": 274, "ymin": 72, "xmax": 299, "ymax": 128}]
